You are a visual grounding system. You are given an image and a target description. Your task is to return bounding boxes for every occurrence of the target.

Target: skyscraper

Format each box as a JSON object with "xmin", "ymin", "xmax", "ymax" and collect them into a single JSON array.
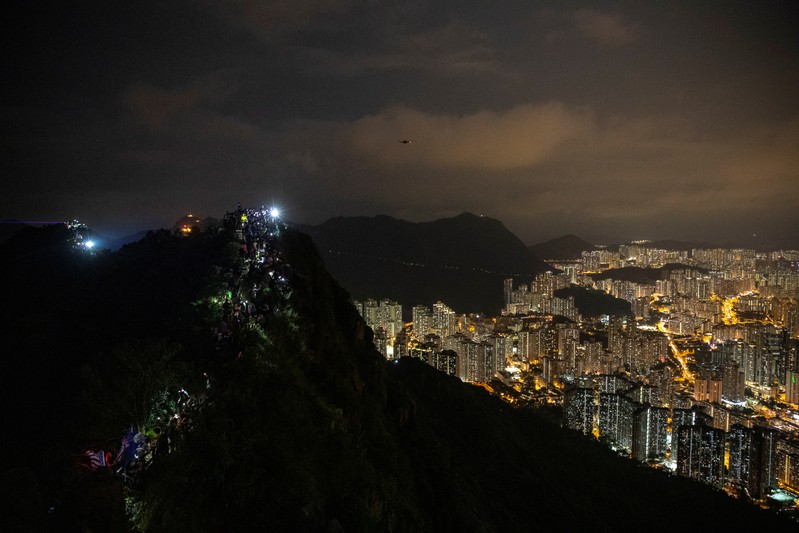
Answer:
[
  {"xmin": 564, "ymin": 387, "xmax": 595, "ymax": 436},
  {"xmin": 433, "ymin": 301, "xmax": 456, "ymax": 338},
  {"xmin": 727, "ymin": 425, "xmax": 779, "ymax": 498},
  {"xmin": 722, "ymin": 362, "xmax": 745, "ymax": 403},
  {"xmin": 727, "ymin": 425, "xmax": 753, "ymax": 493},
  {"xmin": 631, "ymin": 405, "xmax": 669, "ymax": 462},
  {"xmin": 412, "ymin": 305, "xmax": 433, "ymax": 341},
  {"xmin": 787, "ymin": 370, "xmax": 799, "ymax": 406},
  {"xmin": 598, "ymin": 392, "xmax": 634, "ymax": 451},
  {"xmin": 676, "ymin": 424, "xmax": 725, "ymax": 488}
]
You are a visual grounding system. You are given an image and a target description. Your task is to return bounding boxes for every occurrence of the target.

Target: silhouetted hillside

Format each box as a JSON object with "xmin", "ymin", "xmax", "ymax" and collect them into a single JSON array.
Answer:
[
  {"xmin": 106, "ymin": 230, "xmax": 149, "ymax": 250},
  {"xmin": 589, "ymin": 264, "xmax": 709, "ymax": 284},
  {"xmin": 555, "ymin": 285, "xmax": 632, "ymax": 317},
  {"xmin": 530, "ymin": 234, "xmax": 595, "ymax": 260},
  {"xmin": 296, "ymin": 212, "xmax": 551, "ymax": 314},
  {"xmin": 0, "ymin": 218, "xmax": 791, "ymax": 532}
]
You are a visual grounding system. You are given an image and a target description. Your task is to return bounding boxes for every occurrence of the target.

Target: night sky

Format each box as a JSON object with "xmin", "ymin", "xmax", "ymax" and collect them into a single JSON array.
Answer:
[{"xmin": 3, "ymin": 1, "xmax": 798, "ymax": 247}]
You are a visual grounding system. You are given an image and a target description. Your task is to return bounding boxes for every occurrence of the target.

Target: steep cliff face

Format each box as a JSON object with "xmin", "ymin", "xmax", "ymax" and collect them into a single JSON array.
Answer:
[{"xmin": 1, "ymin": 222, "xmax": 791, "ymax": 532}]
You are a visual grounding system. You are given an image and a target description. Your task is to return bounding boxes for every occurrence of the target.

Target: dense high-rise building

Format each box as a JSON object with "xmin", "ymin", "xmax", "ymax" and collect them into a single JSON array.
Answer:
[
  {"xmin": 463, "ymin": 341, "xmax": 481, "ymax": 383},
  {"xmin": 598, "ymin": 392, "xmax": 634, "ymax": 451},
  {"xmin": 527, "ymin": 329, "xmax": 545, "ymax": 362},
  {"xmin": 739, "ymin": 326, "xmax": 788, "ymax": 389},
  {"xmin": 728, "ymin": 425, "xmax": 779, "ymax": 498},
  {"xmin": 671, "ymin": 407, "xmax": 711, "ymax": 429},
  {"xmin": 607, "ymin": 316, "xmax": 630, "ymax": 359},
  {"xmin": 564, "ymin": 387, "xmax": 595, "ymax": 436},
  {"xmin": 481, "ymin": 342, "xmax": 497, "ymax": 383},
  {"xmin": 631, "ymin": 405, "xmax": 669, "ymax": 462},
  {"xmin": 355, "ymin": 298, "xmax": 404, "ymax": 357},
  {"xmin": 409, "ymin": 343, "xmax": 434, "ymax": 366},
  {"xmin": 433, "ymin": 349, "xmax": 460, "ymax": 378},
  {"xmin": 722, "ymin": 362, "xmax": 745, "ymax": 403},
  {"xmin": 433, "ymin": 301, "xmax": 456, "ymax": 337},
  {"xmin": 787, "ymin": 370, "xmax": 799, "ymax": 406},
  {"xmin": 597, "ymin": 374, "xmax": 635, "ymax": 394},
  {"xmin": 626, "ymin": 384, "xmax": 657, "ymax": 406},
  {"xmin": 531, "ymin": 271, "xmax": 559, "ymax": 297},
  {"xmin": 486, "ymin": 334, "xmax": 508, "ymax": 373},
  {"xmin": 671, "ymin": 407, "xmax": 711, "ymax": 461},
  {"xmin": 557, "ymin": 324, "xmax": 580, "ymax": 373},
  {"xmin": 393, "ymin": 329, "xmax": 410, "ymax": 360},
  {"xmin": 676, "ymin": 424, "xmax": 725, "ymax": 488},
  {"xmin": 751, "ymin": 427, "xmax": 779, "ymax": 499},
  {"xmin": 412, "ymin": 305, "xmax": 433, "ymax": 341},
  {"xmin": 694, "ymin": 373, "xmax": 722, "ymax": 404},
  {"xmin": 582, "ymin": 340, "xmax": 605, "ymax": 376},
  {"xmin": 516, "ymin": 330, "xmax": 532, "ymax": 362},
  {"xmin": 777, "ymin": 438, "xmax": 799, "ymax": 494},
  {"xmin": 648, "ymin": 363, "xmax": 674, "ymax": 407},
  {"xmin": 373, "ymin": 327, "xmax": 388, "ymax": 358},
  {"xmin": 727, "ymin": 425, "xmax": 753, "ymax": 492},
  {"xmin": 504, "ymin": 278, "xmax": 514, "ymax": 309},
  {"xmin": 381, "ymin": 299, "xmax": 404, "ymax": 338}
]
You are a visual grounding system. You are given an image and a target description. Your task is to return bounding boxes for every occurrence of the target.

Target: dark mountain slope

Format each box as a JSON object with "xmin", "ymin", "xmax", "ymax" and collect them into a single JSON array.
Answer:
[
  {"xmin": 296, "ymin": 212, "xmax": 550, "ymax": 314},
  {"xmin": 530, "ymin": 233, "xmax": 595, "ymax": 260},
  {"xmin": 554, "ymin": 285, "xmax": 632, "ymax": 318},
  {"xmin": 589, "ymin": 264, "xmax": 709, "ymax": 284},
  {"xmin": 389, "ymin": 358, "xmax": 788, "ymax": 532}
]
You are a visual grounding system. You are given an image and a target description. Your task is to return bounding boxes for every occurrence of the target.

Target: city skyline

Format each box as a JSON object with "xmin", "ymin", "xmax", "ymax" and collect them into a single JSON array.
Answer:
[
  {"xmin": 3, "ymin": 1, "xmax": 798, "ymax": 247},
  {"xmin": 352, "ymin": 241, "xmax": 799, "ymax": 503}
]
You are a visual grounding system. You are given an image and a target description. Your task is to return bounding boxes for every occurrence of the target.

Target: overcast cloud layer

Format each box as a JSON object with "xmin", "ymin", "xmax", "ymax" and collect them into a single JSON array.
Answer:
[{"xmin": 3, "ymin": 0, "xmax": 798, "ymax": 247}]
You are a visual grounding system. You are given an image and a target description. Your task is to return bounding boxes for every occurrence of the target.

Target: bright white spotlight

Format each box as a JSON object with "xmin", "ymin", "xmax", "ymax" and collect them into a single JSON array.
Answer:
[
  {"xmin": 269, "ymin": 207, "xmax": 280, "ymax": 218},
  {"xmin": 84, "ymin": 240, "xmax": 95, "ymax": 249}
]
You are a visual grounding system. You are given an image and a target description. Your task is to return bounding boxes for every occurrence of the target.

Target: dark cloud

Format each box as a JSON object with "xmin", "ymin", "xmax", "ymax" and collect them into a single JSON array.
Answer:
[
  {"xmin": 205, "ymin": 0, "xmax": 356, "ymax": 40},
  {"xmin": 573, "ymin": 8, "xmax": 640, "ymax": 47},
  {"xmin": 298, "ymin": 19, "xmax": 501, "ymax": 78},
  {"xmin": 2, "ymin": 0, "xmax": 798, "ymax": 247}
]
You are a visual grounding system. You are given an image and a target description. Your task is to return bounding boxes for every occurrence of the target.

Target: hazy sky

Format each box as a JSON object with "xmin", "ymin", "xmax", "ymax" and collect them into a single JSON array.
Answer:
[{"xmin": 3, "ymin": 0, "xmax": 798, "ymax": 246}]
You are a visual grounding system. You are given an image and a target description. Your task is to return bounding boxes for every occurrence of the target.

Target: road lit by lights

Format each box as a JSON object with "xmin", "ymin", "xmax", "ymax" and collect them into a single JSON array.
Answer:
[{"xmin": 657, "ymin": 319, "xmax": 694, "ymax": 382}]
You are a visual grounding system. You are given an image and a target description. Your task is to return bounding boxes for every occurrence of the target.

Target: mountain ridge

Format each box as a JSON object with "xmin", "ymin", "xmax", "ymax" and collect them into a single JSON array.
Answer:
[
  {"xmin": 530, "ymin": 233, "xmax": 595, "ymax": 260},
  {"xmin": 295, "ymin": 212, "xmax": 551, "ymax": 314}
]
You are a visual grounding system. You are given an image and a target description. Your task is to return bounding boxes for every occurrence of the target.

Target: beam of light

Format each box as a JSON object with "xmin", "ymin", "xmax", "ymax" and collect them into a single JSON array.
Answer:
[
  {"xmin": 84, "ymin": 240, "xmax": 95, "ymax": 249},
  {"xmin": 269, "ymin": 207, "xmax": 280, "ymax": 219}
]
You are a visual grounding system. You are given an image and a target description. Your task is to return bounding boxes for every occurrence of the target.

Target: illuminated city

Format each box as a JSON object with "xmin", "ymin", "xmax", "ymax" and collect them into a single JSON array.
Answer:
[
  {"xmin": 356, "ymin": 243, "xmax": 799, "ymax": 510},
  {"xmin": 3, "ymin": 0, "xmax": 798, "ymax": 529}
]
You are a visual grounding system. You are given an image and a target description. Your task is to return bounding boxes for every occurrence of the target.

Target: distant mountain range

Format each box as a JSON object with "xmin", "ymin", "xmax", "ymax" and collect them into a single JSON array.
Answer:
[
  {"xmin": 295, "ymin": 212, "xmax": 551, "ymax": 314},
  {"xmin": 529, "ymin": 235, "xmax": 723, "ymax": 260},
  {"xmin": 529, "ymin": 234, "xmax": 596, "ymax": 260}
]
